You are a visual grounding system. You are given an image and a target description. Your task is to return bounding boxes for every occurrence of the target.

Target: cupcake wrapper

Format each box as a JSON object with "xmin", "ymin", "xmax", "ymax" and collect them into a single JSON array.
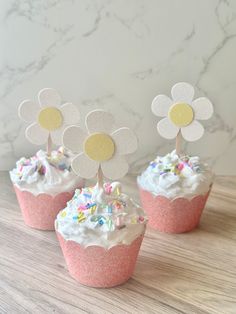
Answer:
[
  {"xmin": 139, "ymin": 187, "xmax": 211, "ymax": 233},
  {"xmin": 56, "ymin": 231, "xmax": 145, "ymax": 288},
  {"xmin": 14, "ymin": 184, "xmax": 83, "ymax": 230}
]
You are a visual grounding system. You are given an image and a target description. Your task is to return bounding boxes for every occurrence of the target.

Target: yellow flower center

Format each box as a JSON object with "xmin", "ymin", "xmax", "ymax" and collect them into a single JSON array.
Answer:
[
  {"xmin": 38, "ymin": 107, "xmax": 63, "ymax": 131},
  {"xmin": 168, "ymin": 103, "xmax": 194, "ymax": 127},
  {"xmin": 84, "ymin": 133, "xmax": 115, "ymax": 161}
]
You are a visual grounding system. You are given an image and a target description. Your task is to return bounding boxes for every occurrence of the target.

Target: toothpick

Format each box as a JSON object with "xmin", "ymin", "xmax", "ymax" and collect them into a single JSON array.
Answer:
[
  {"xmin": 97, "ymin": 165, "xmax": 103, "ymax": 189},
  {"xmin": 47, "ymin": 133, "xmax": 52, "ymax": 156},
  {"xmin": 175, "ymin": 130, "xmax": 181, "ymax": 156}
]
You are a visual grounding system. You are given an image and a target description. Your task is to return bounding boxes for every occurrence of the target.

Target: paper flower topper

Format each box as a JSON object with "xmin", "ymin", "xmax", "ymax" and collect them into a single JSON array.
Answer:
[
  {"xmin": 151, "ymin": 82, "xmax": 213, "ymax": 154},
  {"xmin": 152, "ymin": 82, "xmax": 213, "ymax": 141},
  {"xmin": 63, "ymin": 110, "xmax": 138, "ymax": 184},
  {"xmin": 18, "ymin": 88, "xmax": 80, "ymax": 154}
]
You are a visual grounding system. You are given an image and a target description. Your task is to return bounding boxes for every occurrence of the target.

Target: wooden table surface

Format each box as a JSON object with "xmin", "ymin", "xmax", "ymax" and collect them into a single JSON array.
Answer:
[{"xmin": 0, "ymin": 172, "xmax": 236, "ymax": 314}]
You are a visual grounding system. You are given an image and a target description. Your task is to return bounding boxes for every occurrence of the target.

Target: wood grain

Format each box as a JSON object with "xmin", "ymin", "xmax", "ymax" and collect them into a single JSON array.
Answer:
[{"xmin": 0, "ymin": 172, "xmax": 236, "ymax": 314}]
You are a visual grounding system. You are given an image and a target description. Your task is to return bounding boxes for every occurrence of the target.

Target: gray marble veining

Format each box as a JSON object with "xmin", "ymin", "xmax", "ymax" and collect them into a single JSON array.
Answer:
[{"xmin": 0, "ymin": 0, "xmax": 236, "ymax": 174}]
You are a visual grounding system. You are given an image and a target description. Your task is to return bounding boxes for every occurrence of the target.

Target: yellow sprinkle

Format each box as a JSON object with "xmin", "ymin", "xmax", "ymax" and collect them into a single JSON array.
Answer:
[
  {"xmin": 78, "ymin": 212, "xmax": 86, "ymax": 223},
  {"xmin": 89, "ymin": 205, "xmax": 97, "ymax": 214},
  {"xmin": 61, "ymin": 211, "xmax": 66, "ymax": 218},
  {"xmin": 115, "ymin": 187, "xmax": 120, "ymax": 196}
]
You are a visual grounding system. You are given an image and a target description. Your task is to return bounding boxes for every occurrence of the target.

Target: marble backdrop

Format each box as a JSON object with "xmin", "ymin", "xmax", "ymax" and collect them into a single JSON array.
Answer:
[{"xmin": 0, "ymin": 0, "xmax": 236, "ymax": 174}]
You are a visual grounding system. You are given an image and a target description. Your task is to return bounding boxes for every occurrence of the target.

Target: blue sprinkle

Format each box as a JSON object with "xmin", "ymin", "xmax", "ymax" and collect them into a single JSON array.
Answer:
[
  {"xmin": 73, "ymin": 216, "xmax": 78, "ymax": 220},
  {"xmin": 98, "ymin": 219, "xmax": 104, "ymax": 225},
  {"xmin": 86, "ymin": 202, "xmax": 96, "ymax": 209},
  {"xmin": 58, "ymin": 162, "xmax": 67, "ymax": 170},
  {"xmin": 150, "ymin": 162, "xmax": 157, "ymax": 168},
  {"xmin": 107, "ymin": 205, "xmax": 113, "ymax": 213},
  {"xmin": 84, "ymin": 193, "xmax": 92, "ymax": 199}
]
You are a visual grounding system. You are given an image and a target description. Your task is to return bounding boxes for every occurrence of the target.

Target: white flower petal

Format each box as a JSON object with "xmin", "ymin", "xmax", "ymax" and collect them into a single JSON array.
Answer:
[
  {"xmin": 60, "ymin": 103, "xmax": 80, "ymax": 125},
  {"xmin": 25, "ymin": 122, "xmax": 48, "ymax": 145},
  {"xmin": 18, "ymin": 99, "xmax": 39, "ymax": 122},
  {"xmin": 171, "ymin": 82, "xmax": 194, "ymax": 103},
  {"xmin": 101, "ymin": 155, "xmax": 129, "ymax": 180},
  {"xmin": 181, "ymin": 120, "xmax": 204, "ymax": 142},
  {"xmin": 38, "ymin": 88, "xmax": 61, "ymax": 108},
  {"xmin": 191, "ymin": 97, "xmax": 214, "ymax": 120},
  {"xmin": 111, "ymin": 127, "xmax": 137, "ymax": 155},
  {"xmin": 72, "ymin": 153, "xmax": 99, "ymax": 179},
  {"xmin": 63, "ymin": 126, "xmax": 86, "ymax": 153},
  {"xmin": 157, "ymin": 117, "xmax": 179, "ymax": 139},
  {"xmin": 86, "ymin": 110, "xmax": 115, "ymax": 134},
  {"xmin": 50, "ymin": 127, "xmax": 64, "ymax": 145},
  {"xmin": 151, "ymin": 94, "xmax": 173, "ymax": 117}
]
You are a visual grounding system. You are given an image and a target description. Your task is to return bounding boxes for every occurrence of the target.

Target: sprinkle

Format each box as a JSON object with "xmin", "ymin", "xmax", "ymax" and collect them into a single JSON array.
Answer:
[
  {"xmin": 138, "ymin": 216, "xmax": 145, "ymax": 222},
  {"xmin": 115, "ymin": 187, "xmax": 121, "ymax": 196},
  {"xmin": 89, "ymin": 204, "xmax": 97, "ymax": 214},
  {"xmin": 90, "ymin": 215, "xmax": 106, "ymax": 224},
  {"xmin": 83, "ymin": 193, "xmax": 92, "ymax": 199},
  {"xmin": 104, "ymin": 183, "xmax": 112, "ymax": 194},
  {"xmin": 90, "ymin": 215, "xmax": 101, "ymax": 222},
  {"xmin": 113, "ymin": 200, "xmax": 122, "ymax": 209},
  {"xmin": 77, "ymin": 212, "xmax": 86, "ymax": 223},
  {"xmin": 116, "ymin": 216, "xmax": 124, "ymax": 227},
  {"xmin": 78, "ymin": 204, "xmax": 87, "ymax": 211},
  {"xmin": 58, "ymin": 162, "xmax": 67, "ymax": 171},
  {"xmin": 107, "ymin": 219, "xmax": 113, "ymax": 230},
  {"xmin": 107, "ymin": 204, "xmax": 113, "ymax": 213},
  {"xmin": 177, "ymin": 162, "xmax": 184, "ymax": 171},
  {"xmin": 150, "ymin": 161, "xmax": 157, "ymax": 168},
  {"xmin": 60, "ymin": 211, "xmax": 66, "ymax": 218}
]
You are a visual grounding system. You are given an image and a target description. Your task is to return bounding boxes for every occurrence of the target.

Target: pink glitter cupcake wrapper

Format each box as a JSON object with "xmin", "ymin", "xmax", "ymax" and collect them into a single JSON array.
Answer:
[
  {"xmin": 139, "ymin": 186, "xmax": 211, "ymax": 233},
  {"xmin": 56, "ymin": 231, "xmax": 145, "ymax": 288},
  {"xmin": 14, "ymin": 185, "xmax": 82, "ymax": 231}
]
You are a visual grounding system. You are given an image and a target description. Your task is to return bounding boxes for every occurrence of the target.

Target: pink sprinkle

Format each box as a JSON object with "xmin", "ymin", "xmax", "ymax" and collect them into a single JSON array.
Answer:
[
  {"xmin": 78, "ymin": 205, "xmax": 87, "ymax": 211},
  {"xmin": 104, "ymin": 183, "xmax": 112, "ymax": 194},
  {"xmin": 177, "ymin": 162, "xmax": 184, "ymax": 171}
]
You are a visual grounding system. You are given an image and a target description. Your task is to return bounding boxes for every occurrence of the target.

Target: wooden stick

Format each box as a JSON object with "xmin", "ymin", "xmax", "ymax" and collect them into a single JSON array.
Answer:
[
  {"xmin": 47, "ymin": 133, "xmax": 52, "ymax": 156},
  {"xmin": 175, "ymin": 130, "xmax": 181, "ymax": 156},
  {"xmin": 97, "ymin": 165, "xmax": 103, "ymax": 189}
]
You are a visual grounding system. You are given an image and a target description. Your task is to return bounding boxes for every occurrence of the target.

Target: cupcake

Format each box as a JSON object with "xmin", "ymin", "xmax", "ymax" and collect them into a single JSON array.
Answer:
[
  {"xmin": 138, "ymin": 150, "xmax": 213, "ymax": 233},
  {"xmin": 12, "ymin": 88, "xmax": 83, "ymax": 230},
  {"xmin": 55, "ymin": 182, "xmax": 146, "ymax": 287},
  {"xmin": 10, "ymin": 147, "xmax": 84, "ymax": 230},
  {"xmin": 58, "ymin": 109, "xmax": 146, "ymax": 287},
  {"xmin": 138, "ymin": 82, "xmax": 214, "ymax": 233}
]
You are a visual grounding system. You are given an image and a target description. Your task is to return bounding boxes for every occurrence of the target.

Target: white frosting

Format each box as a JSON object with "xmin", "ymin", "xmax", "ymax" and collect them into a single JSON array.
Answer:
[
  {"xmin": 56, "ymin": 182, "xmax": 147, "ymax": 249},
  {"xmin": 137, "ymin": 150, "xmax": 214, "ymax": 199},
  {"xmin": 10, "ymin": 148, "xmax": 83, "ymax": 196}
]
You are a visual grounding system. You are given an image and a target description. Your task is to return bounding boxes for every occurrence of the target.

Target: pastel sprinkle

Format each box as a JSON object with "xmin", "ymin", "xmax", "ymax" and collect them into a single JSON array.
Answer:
[
  {"xmin": 107, "ymin": 205, "xmax": 113, "ymax": 213},
  {"xmin": 61, "ymin": 211, "xmax": 67, "ymax": 218},
  {"xmin": 89, "ymin": 204, "xmax": 97, "ymax": 214},
  {"xmin": 77, "ymin": 212, "xmax": 86, "ymax": 223},
  {"xmin": 107, "ymin": 219, "xmax": 113, "ymax": 230}
]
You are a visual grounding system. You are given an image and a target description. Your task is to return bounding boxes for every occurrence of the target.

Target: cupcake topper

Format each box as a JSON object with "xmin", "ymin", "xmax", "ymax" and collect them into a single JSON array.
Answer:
[
  {"xmin": 63, "ymin": 109, "xmax": 138, "ymax": 188},
  {"xmin": 151, "ymin": 82, "xmax": 214, "ymax": 155},
  {"xmin": 18, "ymin": 88, "xmax": 80, "ymax": 156}
]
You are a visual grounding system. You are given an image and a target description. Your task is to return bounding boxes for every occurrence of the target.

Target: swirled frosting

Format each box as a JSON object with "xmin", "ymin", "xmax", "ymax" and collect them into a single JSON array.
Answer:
[
  {"xmin": 55, "ymin": 182, "xmax": 147, "ymax": 249},
  {"xmin": 137, "ymin": 150, "xmax": 213, "ymax": 199},
  {"xmin": 10, "ymin": 147, "xmax": 83, "ymax": 195}
]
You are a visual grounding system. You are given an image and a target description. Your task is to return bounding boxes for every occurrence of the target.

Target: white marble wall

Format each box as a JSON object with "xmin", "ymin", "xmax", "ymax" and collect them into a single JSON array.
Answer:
[{"xmin": 0, "ymin": 0, "xmax": 236, "ymax": 174}]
